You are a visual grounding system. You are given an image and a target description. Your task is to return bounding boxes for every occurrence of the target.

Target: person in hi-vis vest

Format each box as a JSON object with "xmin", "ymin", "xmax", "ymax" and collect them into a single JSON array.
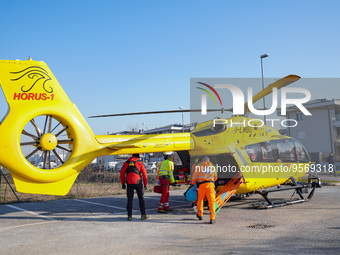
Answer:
[{"xmin": 157, "ymin": 152, "xmax": 176, "ymax": 213}]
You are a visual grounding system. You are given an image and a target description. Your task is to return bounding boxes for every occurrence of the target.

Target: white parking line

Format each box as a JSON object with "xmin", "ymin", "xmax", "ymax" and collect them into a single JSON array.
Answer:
[
  {"xmin": 0, "ymin": 204, "xmax": 58, "ymax": 231},
  {"xmin": 0, "ymin": 220, "xmax": 58, "ymax": 231},
  {"xmin": 74, "ymin": 199, "xmax": 139, "ymax": 212},
  {"xmin": 145, "ymin": 203, "xmax": 190, "ymax": 213},
  {"xmin": 144, "ymin": 196, "xmax": 188, "ymax": 204},
  {"xmin": 6, "ymin": 204, "xmax": 54, "ymax": 220}
]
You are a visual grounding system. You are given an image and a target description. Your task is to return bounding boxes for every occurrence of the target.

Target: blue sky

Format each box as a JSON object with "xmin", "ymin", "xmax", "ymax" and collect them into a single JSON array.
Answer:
[{"xmin": 1, "ymin": 0, "xmax": 339, "ymax": 134}]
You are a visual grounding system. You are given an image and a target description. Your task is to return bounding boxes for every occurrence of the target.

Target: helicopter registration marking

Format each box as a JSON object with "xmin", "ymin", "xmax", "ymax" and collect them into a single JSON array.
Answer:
[{"xmin": 236, "ymin": 127, "xmax": 254, "ymax": 133}]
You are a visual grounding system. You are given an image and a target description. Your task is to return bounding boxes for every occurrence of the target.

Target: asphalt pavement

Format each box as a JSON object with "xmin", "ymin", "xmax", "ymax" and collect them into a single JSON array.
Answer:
[{"xmin": 0, "ymin": 184, "xmax": 339, "ymax": 255}]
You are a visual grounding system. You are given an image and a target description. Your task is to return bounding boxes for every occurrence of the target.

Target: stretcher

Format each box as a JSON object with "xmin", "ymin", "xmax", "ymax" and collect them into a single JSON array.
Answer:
[{"xmin": 214, "ymin": 172, "xmax": 244, "ymax": 213}]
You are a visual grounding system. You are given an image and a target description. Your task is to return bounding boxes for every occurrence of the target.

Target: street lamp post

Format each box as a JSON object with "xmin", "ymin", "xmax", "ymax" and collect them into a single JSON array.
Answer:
[
  {"xmin": 260, "ymin": 54, "xmax": 269, "ymax": 123},
  {"xmin": 142, "ymin": 122, "xmax": 145, "ymax": 134},
  {"xmin": 179, "ymin": 107, "xmax": 184, "ymax": 132}
]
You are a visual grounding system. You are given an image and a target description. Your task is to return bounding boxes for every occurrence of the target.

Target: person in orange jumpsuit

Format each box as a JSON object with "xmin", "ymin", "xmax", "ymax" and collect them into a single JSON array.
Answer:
[
  {"xmin": 190, "ymin": 157, "xmax": 202, "ymax": 211},
  {"xmin": 192, "ymin": 156, "xmax": 217, "ymax": 224}
]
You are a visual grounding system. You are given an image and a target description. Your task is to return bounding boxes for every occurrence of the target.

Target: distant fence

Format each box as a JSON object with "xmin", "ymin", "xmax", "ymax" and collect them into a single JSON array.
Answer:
[
  {"xmin": 0, "ymin": 165, "xmax": 159, "ymax": 204},
  {"xmin": 77, "ymin": 165, "xmax": 158, "ymax": 184}
]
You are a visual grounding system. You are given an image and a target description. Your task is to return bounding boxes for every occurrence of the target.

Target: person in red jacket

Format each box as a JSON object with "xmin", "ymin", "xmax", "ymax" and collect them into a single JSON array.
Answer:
[{"xmin": 120, "ymin": 154, "xmax": 148, "ymax": 221}]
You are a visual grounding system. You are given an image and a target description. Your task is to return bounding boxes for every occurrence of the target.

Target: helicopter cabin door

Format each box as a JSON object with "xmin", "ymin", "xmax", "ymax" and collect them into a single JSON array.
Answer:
[{"xmin": 214, "ymin": 144, "xmax": 246, "ymax": 212}]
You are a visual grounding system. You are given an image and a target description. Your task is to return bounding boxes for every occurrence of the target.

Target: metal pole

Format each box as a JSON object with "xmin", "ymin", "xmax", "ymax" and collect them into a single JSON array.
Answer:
[
  {"xmin": 0, "ymin": 169, "xmax": 20, "ymax": 202},
  {"xmin": 260, "ymin": 54, "xmax": 269, "ymax": 123},
  {"xmin": 179, "ymin": 107, "xmax": 184, "ymax": 132},
  {"xmin": 77, "ymin": 177, "xmax": 79, "ymax": 199}
]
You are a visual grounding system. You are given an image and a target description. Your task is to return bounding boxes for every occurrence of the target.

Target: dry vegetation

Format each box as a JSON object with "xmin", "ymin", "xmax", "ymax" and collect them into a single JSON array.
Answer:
[{"xmin": 0, "ymin": 166, "xmax": 183, "ymax": 204}]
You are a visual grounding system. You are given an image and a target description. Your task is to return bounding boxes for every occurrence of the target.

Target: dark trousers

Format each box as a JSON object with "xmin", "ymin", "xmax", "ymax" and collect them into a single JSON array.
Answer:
[{"xmin": 127, "ymin": 182, "xmax": 146, "ymax": 216}]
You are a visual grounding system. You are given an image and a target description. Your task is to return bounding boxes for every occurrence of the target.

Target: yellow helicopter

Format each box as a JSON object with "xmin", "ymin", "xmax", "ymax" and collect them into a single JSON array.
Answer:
[{"xmin": 0, "ymin": 59, "xmax": 320, "ymax": 209}]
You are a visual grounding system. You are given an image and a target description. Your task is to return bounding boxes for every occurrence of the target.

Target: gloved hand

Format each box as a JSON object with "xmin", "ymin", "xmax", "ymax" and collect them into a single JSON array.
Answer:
[
  {"xmin": 144, "ymin": 186, "xmax": 147, "ymax": 191},
  {"xmin": 122, "ymin": 184, "xmax": 126, "ymax": 190}
]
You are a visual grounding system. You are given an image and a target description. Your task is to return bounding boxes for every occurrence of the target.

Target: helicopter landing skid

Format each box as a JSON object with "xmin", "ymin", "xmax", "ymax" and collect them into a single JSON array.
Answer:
[{"xmin": 253, "ymin": 177, "xmax": 321, "ymax": 209}]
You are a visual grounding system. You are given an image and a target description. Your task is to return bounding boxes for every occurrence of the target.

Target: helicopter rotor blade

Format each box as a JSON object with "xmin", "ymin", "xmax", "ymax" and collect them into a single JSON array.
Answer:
[
  {"xmin": 89, "ymin": 75, "xmax": 300, "ymax": 119},
  {"xmin": 244, "ymin": 74, "xmax": 301, "ymax": 113},
  {"xmin": 88, "ymin": 108, "xmax": 232, "ymax": 118}
]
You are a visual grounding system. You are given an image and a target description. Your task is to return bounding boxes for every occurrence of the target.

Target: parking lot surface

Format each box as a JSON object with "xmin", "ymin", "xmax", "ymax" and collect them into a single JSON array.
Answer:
[{"xmin": 1, "ymin": 186, "xmax": 339, "ymax": 255}]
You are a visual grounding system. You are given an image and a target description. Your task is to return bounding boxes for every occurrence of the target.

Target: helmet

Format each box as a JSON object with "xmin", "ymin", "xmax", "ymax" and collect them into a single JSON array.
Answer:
[{"xmin": 163, "ymin": 151, "xmax": 174, "ymax": 159}]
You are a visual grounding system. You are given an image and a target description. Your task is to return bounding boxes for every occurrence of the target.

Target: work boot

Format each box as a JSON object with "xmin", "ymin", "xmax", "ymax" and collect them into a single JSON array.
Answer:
[
  {"xmin": 196, "ymin": 213, "xmax": 202, "ymax": 220},
  {"xmin": 210, "ymin": 219, "xmax": 216, "ymax": 224},
  {"xmin": 158, "ymin": 209, "xmax": 166, "ymax": 213},
  {"xmin": 165, "ymin": 208, "xmax": 173, "ymax": 212},
  {"xmin": 141, "ymin": 215, "xmax": 149, "ymax": 220},
  {"xmin": 128, "ymin": 216, "xmax": 132, "ymax": 221}
]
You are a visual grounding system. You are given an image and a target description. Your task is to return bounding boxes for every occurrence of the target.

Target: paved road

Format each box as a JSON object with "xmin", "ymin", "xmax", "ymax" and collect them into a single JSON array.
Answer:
[{"xmin": 0, "ymin": 185, "xmax": 339, "ymax": 255}]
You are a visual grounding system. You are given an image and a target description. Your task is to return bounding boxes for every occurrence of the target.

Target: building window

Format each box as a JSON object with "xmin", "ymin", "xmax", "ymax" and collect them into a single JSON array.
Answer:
[
  {"xmin": 337, "ymin": 127, "xmax": 340, "ymax": 136},
  {"xmin": 296, "ymin": 113, "xmax": 303, "ymax": 121},
  {"xmin": 335, "ymin": 110, "xmax": 340, "ymax": 121}
]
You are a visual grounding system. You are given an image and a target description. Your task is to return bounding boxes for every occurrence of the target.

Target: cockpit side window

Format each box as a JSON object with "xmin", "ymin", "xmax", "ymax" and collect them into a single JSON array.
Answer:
[
  {"xmin": 260, "ymin": 142, "xmax": 275, "ymax": 162},
  {"xmin": 275, "ymin": 140, "xmax": 296, "ymax": 162},
  {"xmin": 245, "ymin": 144, "xmax": 262, "ymax": 162},
  {"xmin": 246, "ymin": 139, "xmax": 310, "ymax": 163}
]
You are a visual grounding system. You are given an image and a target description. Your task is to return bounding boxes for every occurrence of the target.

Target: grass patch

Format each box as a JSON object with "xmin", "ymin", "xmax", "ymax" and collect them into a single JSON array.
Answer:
[{"xmin": 0, "ymin": 166, "xmax": 185, "ymax": 204}]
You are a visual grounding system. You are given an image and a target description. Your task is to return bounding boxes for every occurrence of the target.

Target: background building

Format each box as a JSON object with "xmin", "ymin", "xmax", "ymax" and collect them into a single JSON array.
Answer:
[{"xmin": 279, "ymin": 99, "xmax": 340, "ymax": 163}]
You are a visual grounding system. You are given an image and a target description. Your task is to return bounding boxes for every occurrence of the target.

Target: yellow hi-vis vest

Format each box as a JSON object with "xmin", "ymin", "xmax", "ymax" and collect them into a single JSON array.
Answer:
[{"xmin": 158, "ymin": 159, "xmax": 175, "ymax": 183}]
